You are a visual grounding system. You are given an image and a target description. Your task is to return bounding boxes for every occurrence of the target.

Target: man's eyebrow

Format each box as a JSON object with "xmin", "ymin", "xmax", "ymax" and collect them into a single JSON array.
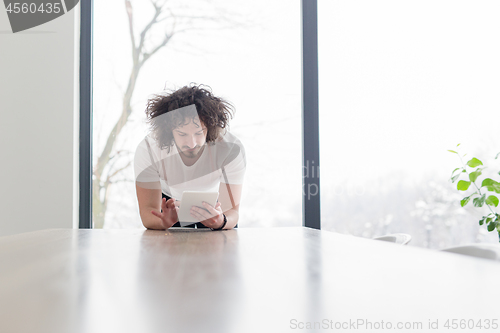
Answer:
[{"xmin": 197, "ymin": 128, "xmax": 206, "ymax": 133}]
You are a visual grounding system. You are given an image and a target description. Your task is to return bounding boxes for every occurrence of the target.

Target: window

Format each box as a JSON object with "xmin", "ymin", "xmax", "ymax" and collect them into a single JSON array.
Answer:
[
  {"xmin": 318, "ymin": 0, "xmax": 500, "ymax": 248},
  {"xmin": 93, "ymin": 0, "xmax": 302, "ymax": 228}
]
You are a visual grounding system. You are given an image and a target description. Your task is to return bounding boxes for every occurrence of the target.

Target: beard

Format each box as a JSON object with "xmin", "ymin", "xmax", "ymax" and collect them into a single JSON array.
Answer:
[
  {"xmin": 178, "ymin": 144, "xmax": 203, "ymax": 158},
  {"xmin": 182, "ymin": 149, "xmax": 197, "ymax": 158}
]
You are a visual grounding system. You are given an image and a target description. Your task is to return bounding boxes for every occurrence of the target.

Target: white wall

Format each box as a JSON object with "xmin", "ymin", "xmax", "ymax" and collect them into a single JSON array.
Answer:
[{"xmin": 0, "ymin": 6, "xmax": 79, "ymax": 236}]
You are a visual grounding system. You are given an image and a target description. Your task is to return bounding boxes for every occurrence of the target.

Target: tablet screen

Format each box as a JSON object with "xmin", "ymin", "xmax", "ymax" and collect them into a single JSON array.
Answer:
[{"xmin": 177, "ymin": 191, "xmax": 219, "ymax": 224}]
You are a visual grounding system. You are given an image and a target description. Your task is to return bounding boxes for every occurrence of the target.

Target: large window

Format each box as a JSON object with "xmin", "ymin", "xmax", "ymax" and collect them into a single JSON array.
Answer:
[
  {"xmin": 318, "ymin": 0, "xmax": 500, "ymax": 248},
  {"xmin": 93, "ymin": 0, "xmax": 302, "ymax": 228}
]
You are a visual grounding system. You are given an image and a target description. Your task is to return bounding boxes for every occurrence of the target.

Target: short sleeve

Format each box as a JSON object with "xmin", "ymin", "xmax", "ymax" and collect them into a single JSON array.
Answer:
[
  {"xmin": 221, "ymin": 140, "xmax": 246, "ymax": 185},
  {"xmin": 134, "ymin": 138, "xmax": 160, "ymax": 183}
]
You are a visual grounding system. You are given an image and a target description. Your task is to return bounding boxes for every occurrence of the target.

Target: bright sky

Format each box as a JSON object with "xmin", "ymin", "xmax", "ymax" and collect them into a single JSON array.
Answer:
[{"xmin": 319, "ymin": 0, "xmax": 500, "ymax": 186}]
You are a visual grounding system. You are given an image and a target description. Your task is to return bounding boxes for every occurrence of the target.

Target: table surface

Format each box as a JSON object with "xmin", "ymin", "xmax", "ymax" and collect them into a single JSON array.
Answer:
[{"xmin": 1, "ymin": 227, "xmax": 499, "ymax": 333}]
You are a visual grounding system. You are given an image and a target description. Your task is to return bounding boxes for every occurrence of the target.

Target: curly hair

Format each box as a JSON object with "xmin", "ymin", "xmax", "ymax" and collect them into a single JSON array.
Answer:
[{"xmin": 145, "ymin": 83, "xmax": 234, "ymax": 151}]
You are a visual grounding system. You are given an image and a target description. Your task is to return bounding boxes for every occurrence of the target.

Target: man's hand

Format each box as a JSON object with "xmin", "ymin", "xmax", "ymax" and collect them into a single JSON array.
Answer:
[
  {"xmin": 190, "ymin": 201, "xmax": 225, "ymax": 229},
  {"xmin": 151, "ymin": 198, "xmax": 180, "ymax": 229}
]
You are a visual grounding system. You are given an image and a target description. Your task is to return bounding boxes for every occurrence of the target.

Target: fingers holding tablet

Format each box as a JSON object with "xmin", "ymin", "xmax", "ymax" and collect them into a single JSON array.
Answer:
[{"xmin": 177, "ymin": 191, "xmax": 219, "ymax": 223}]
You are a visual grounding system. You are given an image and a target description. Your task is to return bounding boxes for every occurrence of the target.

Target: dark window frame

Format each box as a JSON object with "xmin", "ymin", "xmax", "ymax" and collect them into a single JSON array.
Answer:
[
  {"xmin": 79, "ymin": 0, "xmax": 93, "ymax": 229},
  {"xmin": 301, "ymin": 0, "xmax": 320, "ymax": 229}
]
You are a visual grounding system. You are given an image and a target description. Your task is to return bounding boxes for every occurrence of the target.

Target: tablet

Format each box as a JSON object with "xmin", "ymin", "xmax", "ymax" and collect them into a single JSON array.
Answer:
[{"xmin": 177, "ymin": 191, "xmax": 219, "ymax": 223}]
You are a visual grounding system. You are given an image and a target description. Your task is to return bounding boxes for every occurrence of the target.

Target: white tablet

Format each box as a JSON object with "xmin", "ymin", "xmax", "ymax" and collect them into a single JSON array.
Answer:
[{"xmin": 177, "ymin": 191, "xmax": 219, "ymax": 223}]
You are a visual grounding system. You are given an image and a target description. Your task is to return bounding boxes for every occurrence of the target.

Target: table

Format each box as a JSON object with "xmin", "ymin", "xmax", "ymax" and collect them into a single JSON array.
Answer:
[{"xmin": 1, "ymin": 227, "xmax": 499, "ymax": 333}]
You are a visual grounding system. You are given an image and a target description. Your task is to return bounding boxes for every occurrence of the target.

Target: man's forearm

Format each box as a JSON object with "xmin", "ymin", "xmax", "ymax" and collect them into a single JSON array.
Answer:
[
  {"xmin": 142, "ymin": 208, "xmax": 237, "ymax": 230},
  {"xmin": 222, "ymin": 208, "xmax": 239, "ymax": 230},
  {"xmin": 140, "ymin": 211, "xmax": 167, "ymax": 230}
]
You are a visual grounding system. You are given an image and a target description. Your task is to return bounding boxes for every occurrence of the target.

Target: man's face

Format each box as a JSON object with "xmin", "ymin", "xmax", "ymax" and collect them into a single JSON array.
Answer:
[{"xmin": 172, "ymin": 117, "xmax": 207, "ymax": 158}]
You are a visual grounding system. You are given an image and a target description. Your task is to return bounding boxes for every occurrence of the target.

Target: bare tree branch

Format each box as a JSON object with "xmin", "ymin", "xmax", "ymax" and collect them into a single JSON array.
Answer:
[
  {"xmin": 107, "ymin": 160, "xmax": 134, "ymax": 182},
  {"xmin": 109, "ymin": 179, "xmax": 135, "ymax": 184},
  {"xmin": 105, "ymin": 150, "xmax": 133, "ymax": 180},
  {"xmin": 151, "ymin": 0, "xmax": 167, "ymax": 8},
  {"xmin": 125, "ymin": 0, "xmax": 137, "ymax": 62},
  {"xmin": 141, "ymin": 33, "xmax": 173, "ymax": 65},
  {"xmin": 137, "ymin": 4, "xmax": 163, "ymax": 56}
]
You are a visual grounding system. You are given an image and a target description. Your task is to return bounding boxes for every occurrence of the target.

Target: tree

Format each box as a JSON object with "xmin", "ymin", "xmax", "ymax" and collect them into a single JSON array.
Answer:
[{"xmin": 93, "ymin": 0, "xmax": 250, "ymax": 228}]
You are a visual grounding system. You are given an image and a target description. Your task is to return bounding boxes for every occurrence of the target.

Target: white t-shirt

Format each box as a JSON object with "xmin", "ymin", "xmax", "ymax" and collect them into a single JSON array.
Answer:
[{"xmin": 134, "ymin": 131, "xmax": 246, "ymax": 200}]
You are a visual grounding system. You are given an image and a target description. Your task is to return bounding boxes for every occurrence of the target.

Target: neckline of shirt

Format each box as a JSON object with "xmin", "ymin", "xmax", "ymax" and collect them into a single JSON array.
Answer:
[{"xmin": 172, "ymin": 143, "xmax": 208, "ymax": 169}]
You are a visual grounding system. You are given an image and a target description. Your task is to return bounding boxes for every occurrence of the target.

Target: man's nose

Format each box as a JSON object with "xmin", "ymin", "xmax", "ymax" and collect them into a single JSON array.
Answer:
[{"xmin": 187, "ymin": 136, "xmax": 197, "ymax": 148}]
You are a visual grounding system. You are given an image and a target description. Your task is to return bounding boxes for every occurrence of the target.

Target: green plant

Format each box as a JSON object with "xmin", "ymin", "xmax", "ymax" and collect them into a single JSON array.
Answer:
[{"xmin": 449, "ymin": 144, "xmax": 500, "ymax": 242}]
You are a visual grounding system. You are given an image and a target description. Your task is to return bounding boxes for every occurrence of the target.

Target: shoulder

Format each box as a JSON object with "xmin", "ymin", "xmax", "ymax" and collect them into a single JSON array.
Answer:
[
  {"xmin": 212, "ymin": 131, "xmax": 245, "ymax": 167},
  {"xmin": 135, "ymin": 134, "xmax": 172, "ymax": 157},
  {"xmin": 218, "ymin": 131, "xmax": 245, "ymax": 153},
  {"xmin": 220, "ymin": 131, "xmax": 243, "ymax": 145},
  {"xmin": 134, "ymin": 136, "xmax": 150, "ymax": 157}
]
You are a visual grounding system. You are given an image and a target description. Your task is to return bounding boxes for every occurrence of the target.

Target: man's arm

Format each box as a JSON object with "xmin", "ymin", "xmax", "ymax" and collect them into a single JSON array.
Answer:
[
  {"xmin": 217, "ymin": 182, "xmax": 242, "ymax": 229},
  {"xmin": 190, "ymin": 182, "xmax": 242, "ymax": 230},
  {"xmin": 136, "ymin": 182, "xmax": 178, "ymax": 229}
]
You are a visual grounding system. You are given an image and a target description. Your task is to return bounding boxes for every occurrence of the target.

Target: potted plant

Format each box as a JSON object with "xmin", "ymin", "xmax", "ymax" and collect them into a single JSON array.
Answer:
[{"xmin": 449, "ymin": 144, "xmax": 500, "ymax": 242}]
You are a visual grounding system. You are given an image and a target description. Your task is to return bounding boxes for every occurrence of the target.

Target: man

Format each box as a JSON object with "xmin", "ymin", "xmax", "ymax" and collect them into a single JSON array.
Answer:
[{"xmin": 134, "ymin": 84, "xmax": 246, "ymax": 230}]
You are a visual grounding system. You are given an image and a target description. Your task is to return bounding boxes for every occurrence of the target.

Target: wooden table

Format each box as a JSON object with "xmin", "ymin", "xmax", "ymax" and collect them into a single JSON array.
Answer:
[{"xmin": 1, "ymin": 227, "xmax": 499, "ymax": 333}]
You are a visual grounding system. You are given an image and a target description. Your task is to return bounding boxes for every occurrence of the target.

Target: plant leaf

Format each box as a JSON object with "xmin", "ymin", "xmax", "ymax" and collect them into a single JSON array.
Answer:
[
  {"xmin": 487, "ymin": 221, "xmax": 497, "ymax": 232},
  {"xmin": 473, "ymin": 194, "xmax": 486, "ymax": 207},
  {"xmin": 450, "ymin": 168, "xmax": 463, "ymax": 182},
  {"xmin": 469, "ymin": 170, "xmax": 482, "ymax": 182},
  {"xmin": 486, "ymin": 195, "xmax": 499, "ymax": 207},
  {"xmin": 460, "ymin": 192, "xmax": 477, "ymax": 207},
  {"xmin": 457, "ymin": 180, "xmax": 471, "ymax": 191},
  {"xmin": 457, "ymin": 143, "xmax": 461, "ymax": 147},
  {"xmin": 467, "ymin": 157, "xmax": 483, "ymax": 168},
  {"xmin": 481, "ymin": 178, "xmax": 496, "ymax": 187},
  {"xmin": 495, "ymin": 152, "xmax": 500, "ymax": 159},
  {"xmin": 448, "ymin": 150, "xmax": 458, "ymax": 154},
  {"xmin": 486, "ymin": 184, "xmax": 500, "ymax": 194},
  {"xmin": 479, "ymin": 217, "xmax": 486, "ymax": 225},
  {"xmin": 460, "ymin": 196, "xmax": 471, "ymax": 207},
  {"xmin": 451, "ymin": 173, "xmax": 461, "ymax": 183}
]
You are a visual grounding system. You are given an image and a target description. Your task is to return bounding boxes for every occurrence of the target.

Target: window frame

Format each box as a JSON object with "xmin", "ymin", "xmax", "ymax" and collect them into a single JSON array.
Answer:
[{"xmin": 79, "ymin": 0, "xmax": 93, "ymax": 229}]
